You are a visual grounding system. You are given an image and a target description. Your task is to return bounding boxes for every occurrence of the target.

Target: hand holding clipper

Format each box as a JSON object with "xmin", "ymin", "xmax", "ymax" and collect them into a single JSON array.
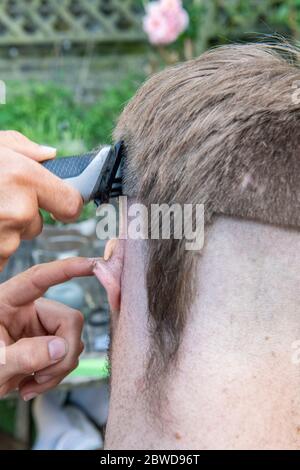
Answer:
[{"xmin": 42, "ymin": 141, "xmax": 125, "ymax": 205}]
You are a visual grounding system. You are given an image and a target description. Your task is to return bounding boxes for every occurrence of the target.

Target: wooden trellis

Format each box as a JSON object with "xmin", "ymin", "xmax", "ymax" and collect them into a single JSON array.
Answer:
[{"xmin": 0, "ymin": 0, "xmax": 145, "ymax": 45}]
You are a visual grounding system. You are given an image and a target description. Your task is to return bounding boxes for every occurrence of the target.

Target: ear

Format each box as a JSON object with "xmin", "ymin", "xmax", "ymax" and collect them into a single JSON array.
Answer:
[{"xmin": 93, "ymin": 239, "xmax": 125, "ymax": 313}]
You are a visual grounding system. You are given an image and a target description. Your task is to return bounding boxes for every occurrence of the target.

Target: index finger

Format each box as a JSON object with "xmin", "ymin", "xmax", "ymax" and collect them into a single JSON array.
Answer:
[
  {"xmin": 0, "ymin": 130, "xmax": 56, "ymax": 162},
  {"xmin": 0, "ymin": 257, "xmax": 97, "ymax": 307}
]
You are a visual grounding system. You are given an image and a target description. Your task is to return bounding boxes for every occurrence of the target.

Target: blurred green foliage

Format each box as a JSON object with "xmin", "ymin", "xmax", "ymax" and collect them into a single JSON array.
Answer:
[
  {"xmin": 166, "ymin": 0, "xmax": 300, "ymax": 56},
  {"xmin": 0, "ymin": 76, "xmax": 143, "ymax": 152},
  {"xmin": 0, "ymin": 76, "xmax": 144, "ymax": 223},
  {"xmin": 0, "ymin": 400, "xmax": 16, "ymax": 436}
]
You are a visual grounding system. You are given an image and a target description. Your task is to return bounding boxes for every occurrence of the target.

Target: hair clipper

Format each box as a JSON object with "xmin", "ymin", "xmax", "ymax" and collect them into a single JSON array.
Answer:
[{"xmin": 42, "ymin": 141, "xmax": 125, "ymax": 206}]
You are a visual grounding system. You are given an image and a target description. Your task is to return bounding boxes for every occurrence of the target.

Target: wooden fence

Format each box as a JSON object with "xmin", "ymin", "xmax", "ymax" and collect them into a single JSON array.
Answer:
[
  {"xmin": 0, "ymin": 1, "xmax": 146, "ymax": 100},
  {"xmin": 0, "ymin": 0, "xmax": 145, "ymax": 45}
]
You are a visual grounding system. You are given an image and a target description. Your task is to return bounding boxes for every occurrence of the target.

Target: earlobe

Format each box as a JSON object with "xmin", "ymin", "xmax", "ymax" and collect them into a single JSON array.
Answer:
[{"xmin": 93, "ymin": 239, "xmax": 124, "ymax": 313}]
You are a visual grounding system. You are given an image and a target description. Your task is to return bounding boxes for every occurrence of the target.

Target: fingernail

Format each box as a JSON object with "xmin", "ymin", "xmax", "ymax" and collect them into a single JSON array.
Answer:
[
  {"xmin": 104, "ymin": 246, "xmax": 111, "ymax": 261},
  {"xmin": 104, "ymin": 248, "xmax": 112, "ymax": 261},
  {"xmin": 48, "ymin": 338, "xmax": 67, "ymax": 361},
  {"xmin": 23, "ymin": 392, "xmax": 38, "ymax": 402},
  {"xmin": 104, "ymin": 239, "xmax": 117, "ymax": 261},
  {"xmin": 35, "ymin": 375, "xmax": 52, "ymax": 384},
  {"xmin": 40, "ymin": 145, "xmax": 56, "ymax": 155}
]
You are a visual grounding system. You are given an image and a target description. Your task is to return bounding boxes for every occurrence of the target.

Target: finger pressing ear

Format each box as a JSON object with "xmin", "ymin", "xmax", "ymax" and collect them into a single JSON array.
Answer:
[
  {"xmin": 94, "ymin": 239, "xmax": 125, "ymax": 313},
  {"xmin": 0, "ymin": 257, "xmax": 95, "ymax": 307}
]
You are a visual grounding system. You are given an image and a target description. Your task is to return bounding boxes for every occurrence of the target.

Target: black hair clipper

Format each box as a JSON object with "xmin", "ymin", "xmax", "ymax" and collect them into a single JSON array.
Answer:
[{"xmin": 42, "ymin": 141, "xmax": 125, "ymax": 206}]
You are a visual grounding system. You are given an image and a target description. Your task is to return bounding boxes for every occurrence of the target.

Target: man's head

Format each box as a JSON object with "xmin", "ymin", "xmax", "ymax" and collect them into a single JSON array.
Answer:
[
  {"xmin": 112, "ymin": 43, "xmax": 299, "ymax": 380},
  {"xmin": 95, "ymin": 44, "xmax": 300, "ymax": 444},
  {"xmin": 116, "ymin": 43, "xmax": 300, "ymax": 227}
]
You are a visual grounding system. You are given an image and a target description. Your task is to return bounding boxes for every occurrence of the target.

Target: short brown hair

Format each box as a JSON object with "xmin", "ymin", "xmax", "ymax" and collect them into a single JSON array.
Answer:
[{"xmin": 114, "ymin": 43, "xmax": 300, "ymax": 391}]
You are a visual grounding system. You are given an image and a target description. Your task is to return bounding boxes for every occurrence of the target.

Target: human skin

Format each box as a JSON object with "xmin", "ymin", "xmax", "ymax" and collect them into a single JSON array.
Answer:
[
  {"xmin": 0, "ymin": 130, "xmax": 90, "ymax": 399},
  {"xmin": 95, "ymin": 214, "xmax": 300, "ymax": 449},
  {"xmin": 0, "ymin": 130, "xmax": 83, "ymax": 270},
  {"xmin": 0, "ymin": 257, "xmax": 95, "ymax": 401}
]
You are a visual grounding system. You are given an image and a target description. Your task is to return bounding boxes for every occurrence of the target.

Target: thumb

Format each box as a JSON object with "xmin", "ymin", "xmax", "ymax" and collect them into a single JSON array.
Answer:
[
  {"xmin": 4, "ymin": 336, "xmax": 68, "ymax": 380},
  {"xmin": 0, "ymin": 130, "xmax": 56, "ymax": 162}
]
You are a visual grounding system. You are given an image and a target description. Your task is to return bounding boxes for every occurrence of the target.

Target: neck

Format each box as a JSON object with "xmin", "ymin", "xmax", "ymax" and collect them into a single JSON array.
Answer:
[
  {"xmin": 106, "ymin": 216, "xmax": 300, "ymax": 449},
  {"xmin": 169, "ymin": 216, "xmax": 300, "ymax": 449}
]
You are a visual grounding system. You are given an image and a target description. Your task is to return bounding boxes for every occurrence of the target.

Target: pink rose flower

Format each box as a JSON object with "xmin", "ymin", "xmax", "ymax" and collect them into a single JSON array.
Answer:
[{"xmin": 143, "ymin": 0, "xmax": 189, "ymax": 46}]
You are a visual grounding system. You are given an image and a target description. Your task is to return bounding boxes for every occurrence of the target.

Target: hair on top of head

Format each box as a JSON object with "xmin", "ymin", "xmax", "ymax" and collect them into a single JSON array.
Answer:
[{"xmin": 114, "ymin": 42, "xmax": 300, "ymax": 401}]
